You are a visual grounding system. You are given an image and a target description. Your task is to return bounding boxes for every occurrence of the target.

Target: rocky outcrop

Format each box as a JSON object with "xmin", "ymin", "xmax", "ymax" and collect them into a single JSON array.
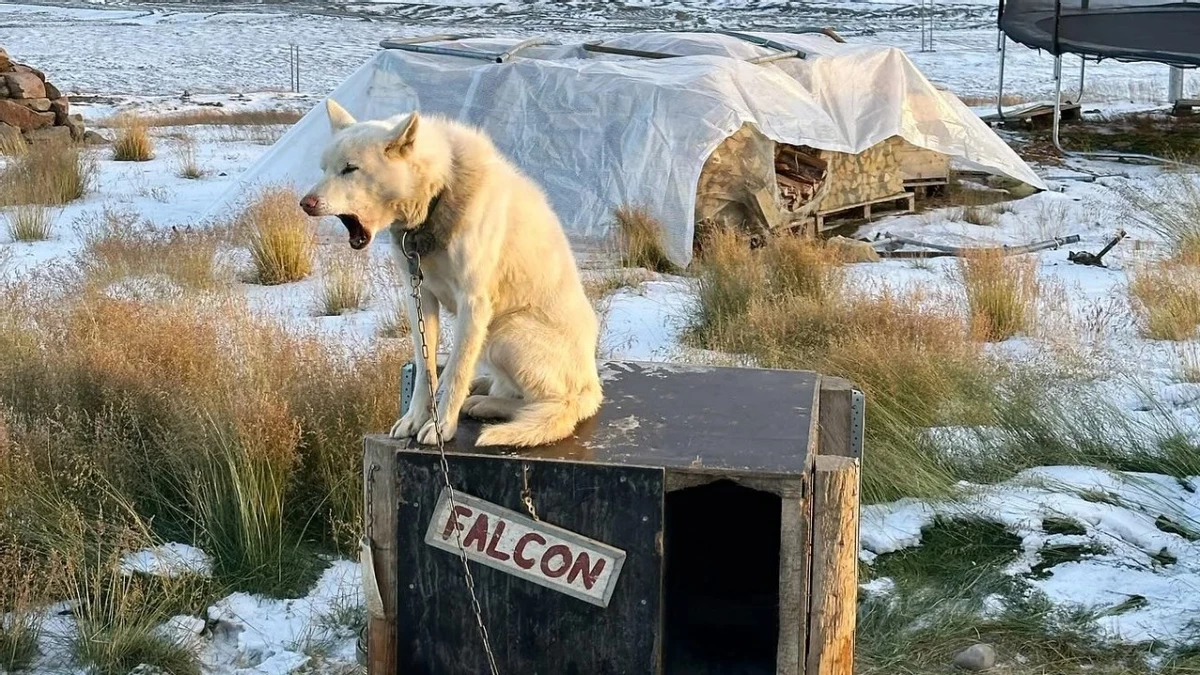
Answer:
[{"xmin": 0, "ymin": 46, "xmax": 86, "ymax": 146}]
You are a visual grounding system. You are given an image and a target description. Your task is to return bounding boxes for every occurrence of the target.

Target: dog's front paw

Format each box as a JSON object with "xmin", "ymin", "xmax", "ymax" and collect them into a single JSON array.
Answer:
[
  {"xmin": 416, "ymin": 419, "xmax": 457, "ymax": 445},
  {"xmin": 469, "ymin": 376, "xmax": 493, "ymax": 396},
  {"xmin": 389, "ymin": 411, "xmax": 428, "ymax": 439}
]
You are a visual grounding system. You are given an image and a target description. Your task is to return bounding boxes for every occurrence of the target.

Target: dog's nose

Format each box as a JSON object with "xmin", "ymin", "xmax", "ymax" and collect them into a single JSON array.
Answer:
[{"xmin": 299, "ymin": 194, "xmax": 321, "ymax": 215}]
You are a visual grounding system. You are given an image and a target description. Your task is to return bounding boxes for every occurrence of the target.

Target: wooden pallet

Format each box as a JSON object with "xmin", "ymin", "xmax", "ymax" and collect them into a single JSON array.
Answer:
[
  {"xmin": 982, "ymin": 102, "xmax": 1082, "ymax": 129},
  {"xmin": 904, "ymin": 177, "xmax": 950, "ymax": 200},
  {"xmin": 815, "ymin": 191, "xmax": 914, "ymax": 232}
]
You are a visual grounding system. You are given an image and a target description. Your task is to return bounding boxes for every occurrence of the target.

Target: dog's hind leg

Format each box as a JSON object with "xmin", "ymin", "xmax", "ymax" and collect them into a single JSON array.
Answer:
[
  {"xmin": 469, "ymin": 376, "xmax": 493, "ymax": 396},
  {"xmin": 462, "ymin": 395, "xmax": 523, "ymax": 420}
]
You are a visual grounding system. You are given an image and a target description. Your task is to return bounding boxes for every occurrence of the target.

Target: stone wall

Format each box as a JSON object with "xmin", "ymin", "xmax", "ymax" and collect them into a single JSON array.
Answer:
[{"xmin": 0, "ymin": 46, "xmax": 86, "ymax": 147}]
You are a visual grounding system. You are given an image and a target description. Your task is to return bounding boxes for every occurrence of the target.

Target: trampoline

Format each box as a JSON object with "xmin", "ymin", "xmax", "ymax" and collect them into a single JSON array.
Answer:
[{"xmin": 996, "ymin": 0, "xmax": 1200, "ymax": 162}]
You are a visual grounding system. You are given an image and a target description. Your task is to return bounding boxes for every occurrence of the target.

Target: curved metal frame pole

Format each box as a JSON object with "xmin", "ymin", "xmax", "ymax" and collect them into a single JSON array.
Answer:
[
  {"xmin": 1052, "ymin": 53, "xmax": 1191, "ymax": 166},
  {"xmin": 1076, "ymin": 58, "xmax": 1087, "ymax": 104}
]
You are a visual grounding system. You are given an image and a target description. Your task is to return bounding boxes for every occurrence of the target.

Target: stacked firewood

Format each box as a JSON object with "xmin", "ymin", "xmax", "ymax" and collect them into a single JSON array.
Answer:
[{"xmin": 775, "ymin": 145, "xmax": 828, "ymax": 212}]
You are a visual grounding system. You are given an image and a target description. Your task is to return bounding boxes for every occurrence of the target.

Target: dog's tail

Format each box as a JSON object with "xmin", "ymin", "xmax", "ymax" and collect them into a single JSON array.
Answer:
[{"xmin": 474, "ymin": 383, "xmax": 603, "ymax": 448}]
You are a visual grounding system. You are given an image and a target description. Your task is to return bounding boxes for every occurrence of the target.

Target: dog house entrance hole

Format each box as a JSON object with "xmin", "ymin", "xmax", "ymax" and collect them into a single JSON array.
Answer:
[{"xmin": 664, "ymin": 479, "xmax": 781, "ymax": 674}]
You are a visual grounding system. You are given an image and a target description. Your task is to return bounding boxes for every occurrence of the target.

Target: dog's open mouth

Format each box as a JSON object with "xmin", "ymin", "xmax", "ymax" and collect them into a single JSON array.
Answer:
[{"xmin": 337, "ymin": 214, "xmax": 371, "ymax": 250}]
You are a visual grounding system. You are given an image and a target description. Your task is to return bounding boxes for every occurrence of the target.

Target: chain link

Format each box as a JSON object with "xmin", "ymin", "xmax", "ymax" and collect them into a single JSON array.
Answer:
[
  {"xmin": 401, "ymin": 231, "xmax": 500, "ymax": 675},
  {"xmin": 521, "ymin": 463, "xmax": 540, "ymax": 522}
]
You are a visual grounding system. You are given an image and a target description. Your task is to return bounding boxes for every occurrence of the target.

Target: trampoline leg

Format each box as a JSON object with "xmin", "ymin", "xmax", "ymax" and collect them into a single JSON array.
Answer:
[
  {"xmin": 1050, "ymin": 54, "xmax": 1191, "ymax": 167},
  {"xmin": 1076, "ymin": 58, "xmax": 1086, "ymax": 105},
  {"xmin": 1052, "ymin": 55, "xmax": 1066, "ymax": 155},
  {"xmin": 996, "ymin": 32, "xmax": 1008, "ymax": 121}
]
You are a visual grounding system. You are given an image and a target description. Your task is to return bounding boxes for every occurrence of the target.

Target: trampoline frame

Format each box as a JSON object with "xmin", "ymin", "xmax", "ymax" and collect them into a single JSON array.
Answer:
[{"xmin": 996, "ymin": 33, "xmax": 1191, "ymax": 166}]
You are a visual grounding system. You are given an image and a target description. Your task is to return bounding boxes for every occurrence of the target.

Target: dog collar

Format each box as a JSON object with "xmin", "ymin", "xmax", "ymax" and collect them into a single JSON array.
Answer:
[{"xmin": 398, "ymin": 189, "xmax": 446, "ymax": 257}]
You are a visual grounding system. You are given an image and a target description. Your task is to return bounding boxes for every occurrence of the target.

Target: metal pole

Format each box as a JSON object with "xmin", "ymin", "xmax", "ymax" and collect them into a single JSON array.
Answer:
[
  {"xmin": 1076, "ymin": 57, "xmax": 1086, "ymax": 104},
  {"xmin": 1170, "ymin": 66, "xmax": 1185, "ymax": 104},
  {"xmin": 996, "ymin": 31, "xmax": 1008, "ymax": 120},
  {"xmin": 1052, "ymin": 54, "xmax": 1066, "ymax": 154}
]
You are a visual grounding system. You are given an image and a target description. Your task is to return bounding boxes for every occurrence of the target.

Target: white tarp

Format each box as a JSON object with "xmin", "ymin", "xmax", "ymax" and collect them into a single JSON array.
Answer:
[{"xmin": 207, "ymin": 32, "xmax": 1047, "ymax": 266}]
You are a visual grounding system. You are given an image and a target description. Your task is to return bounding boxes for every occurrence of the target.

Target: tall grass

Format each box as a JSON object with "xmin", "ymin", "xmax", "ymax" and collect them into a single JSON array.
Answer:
[
  {"xmin": 239, "ymin": 186, "xmax": 316, "ymax": 285},
  {"xmin": 111, "ymin": 115, "xmax": 155, "ymax": 162},
  {"xmin": 0, "ymin": 248, "xmax": 405, "ymax": 594},
  {"xmin": 958, "ymin": 249, "xmax": 1039, "ymax": 341},
  {"xmin": 1114, "ymin": 175, "xmax": 1200, "ymax": 264},
  {"xmin": 5, "ymin": 204, "xmax": 55, "ymax": 242},
  {"xmin": 686, "ymin": 230, "xmax": 1196, "ymax": 501},
  {"xmin": 172, "ymin": 134, "xmax": 205, "ymax": 179},
  {"xmin": 67, "ymin": 542, "xmax": 202, "ymax": 675},
  {"xmin": 614, "ymin": 205, "xmax": 677, "ymax": 273},
  {"xmin": 78, "ymin": 206, "xmax": 228, "ymax": 290},
  {"xmin": 316, "ymin": 252, "xmax": 371, "ymax": 316},
  {"xmin": 0, "ymin": 141, "xmax": 97, "ymax": 206},
  {"xmin": 0, "ymin": 548, "xmax": 44, "ymax": 673},
  {"xmin": 1129, "ymin": 260, "xmax": 1200, "ymax": 341}
]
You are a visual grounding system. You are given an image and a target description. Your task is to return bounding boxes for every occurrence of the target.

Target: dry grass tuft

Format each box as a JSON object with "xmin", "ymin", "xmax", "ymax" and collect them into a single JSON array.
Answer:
[
  {"xmin": 316, "ymin": 251, "xmax": 371, "ymax": 316},
  {"xmin": 172, "ymin": 134, "xmax": 206, "ymax": 179},
  {"xmin": 0, "ymin": 548, "xmax": 44, "ymax": 673},
  {"xmin": 0, "ymin": 130, "xmax": 26, "ymax": 157},
  {"xmin": 614, "ymin": 205, "xmax": 677, "ymax": 273},
  {"xmin": 140, "ymin": 109, "xmax": 304, "ymax": 128},
  {"xmin": 5, "ymin": 204, "xmax": 55, "ymax": 242},
  {"xmin": 238, "ymin": 186, "xmax": 316, "ymax": 285},
  {"xmin": 1129, "ymin": 260, "xmax": 1200, "ymax": 341},
  {"xmin": 688, "ymin": 229, "xmax": 992, "ymax": 501},
  {"xmin": 79, "ymin": 205, "xmax": 229, "ymax": 289},
  {"xmin": 0, "ymin": 141, "xmax": 97, "ymax": 206},
  {"xmin": 377, "ymin": 289, "xmax": 412, "ymax": 339},
  {"xmin": 111, "ymin": 115, "xmax": 156, "ymax": 162},
  {"xmin": 1113, "ymin": 174, "xmax": 1200, "ymax": 264},
  {"xmin": 958, "ymin": 249, "xmax": 1040, "ymax": 341}
]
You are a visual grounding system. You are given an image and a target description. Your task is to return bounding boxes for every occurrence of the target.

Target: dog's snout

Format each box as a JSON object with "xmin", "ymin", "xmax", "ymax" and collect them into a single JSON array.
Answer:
[{"xmin": 299, "ymin": 194, "xmax": 321, "ymax": 215}]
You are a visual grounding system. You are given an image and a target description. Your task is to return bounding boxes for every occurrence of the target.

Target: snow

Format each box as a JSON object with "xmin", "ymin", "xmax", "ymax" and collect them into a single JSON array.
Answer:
[
  {"xmin": 120, "ymin": 543, "xmax": 213, "ymax": 578},
  {"xmin": 861, "ymin": 466, "xmax": 1200, "ymax": 645},
  {"xmin": 204, "ymin": 561, "xmax": 363, "ymax": 674}
]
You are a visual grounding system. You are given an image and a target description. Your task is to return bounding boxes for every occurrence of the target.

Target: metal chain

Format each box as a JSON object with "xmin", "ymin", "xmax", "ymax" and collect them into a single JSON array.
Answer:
[
  {"xmin": 365, "ymin": 464, "xmax": 378, "ymax": 539},
  {"xmin": 521, "ymin": 463, "xmax": 540, "ymax": 522},
  {"xmin": 401, "ymin": 231, "xmax": 501, "ymax": 675}
]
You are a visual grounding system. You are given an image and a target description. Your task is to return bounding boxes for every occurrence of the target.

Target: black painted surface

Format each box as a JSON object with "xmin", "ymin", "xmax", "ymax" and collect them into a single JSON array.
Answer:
[
  {"xmin": 393, "ymin": 452, "xmax": 665, "ymax": 675},
  {"xmin": 385, "ymin": 360, "xmax": 818, "ymax": 476}
]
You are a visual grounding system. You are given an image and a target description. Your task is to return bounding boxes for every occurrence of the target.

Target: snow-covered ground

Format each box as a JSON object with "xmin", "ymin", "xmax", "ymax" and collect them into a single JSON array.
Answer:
[{"xmin": 4, "ymin": 0, "xmax": 1200, "ymax": 670}]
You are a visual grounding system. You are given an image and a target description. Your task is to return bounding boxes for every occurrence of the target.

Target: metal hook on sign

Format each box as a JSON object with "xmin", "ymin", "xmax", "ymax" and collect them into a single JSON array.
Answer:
[{"xmin": 521, "ymin": 463, "xmax": 540, "ymax": 522}]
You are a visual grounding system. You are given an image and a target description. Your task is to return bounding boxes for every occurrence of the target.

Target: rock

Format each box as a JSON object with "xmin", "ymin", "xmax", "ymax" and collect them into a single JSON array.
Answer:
[
  {"xmin": 827, "ymin": 235, "xmax": 881, "ymax": 263},
  {"xmin": 4, "ymin": 71, "xmax": 47, "ymax": 99},
  {"xmin": 68, "ymin": 114, "xmax": 88, "ymax": 141},
  {"xmin": 0, "ymin": 99, "xmax": 53, "ymax": 131},
  {"xmin": 44, "ymin": 81, "xmax": 61, "ymax": 99},
  {"xmin": 12, "ymin": 64, "xmax": 46, "ymax": 83},
  {"xmin": 50, "ymin": 97, "xmax": 69, "ymax": 124},
  {"xmin": 953, "ymin": 644, "xmax": 997, "ymax": 671},
  {"xmin": 23, "ymin": 125, "xmax": 72, "ymax": 146},
  {"xmin": 0, "ymin": 47, "xmax": 10, "ymax": 72},
  {"xmin": 82, "ymin": 130, "xmax": 108, "ymax": 145},
  {"xmin": 16, "ymin": 97, "xmax": 52, "ymax": 113}
]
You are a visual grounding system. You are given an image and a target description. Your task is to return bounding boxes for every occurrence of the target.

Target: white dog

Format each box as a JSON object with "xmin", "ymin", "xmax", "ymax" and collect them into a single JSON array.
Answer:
[{"xmin": 300, "ymin": 100, "xmax": 603, "ymax": 448}]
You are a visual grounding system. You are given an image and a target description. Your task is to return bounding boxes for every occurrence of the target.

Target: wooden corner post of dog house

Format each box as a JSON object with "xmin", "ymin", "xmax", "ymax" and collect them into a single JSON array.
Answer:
[
  {"xmin": 363, "ymin": 441, "xmax": 398, "ymax": 674},
  {"xmin": 806, "ymin": 375, "xmax": 863, "ymax": 675}
]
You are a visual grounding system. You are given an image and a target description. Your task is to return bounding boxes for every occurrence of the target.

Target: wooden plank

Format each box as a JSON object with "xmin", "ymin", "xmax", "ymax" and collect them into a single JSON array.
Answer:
[
  {"xmin": 363, "ymin": 439, "xmax": 399, "ymax": 675},
  {"xmin": 805, "ymin": 456, "xmax": 860, "ymax": 675},
  {"xmin": 818, "ymin": 376, "xmax": 859, "ymax": 460},
  {"xmin": 777, "ymin": 493, "xmax": 808, "ymax": 675}
]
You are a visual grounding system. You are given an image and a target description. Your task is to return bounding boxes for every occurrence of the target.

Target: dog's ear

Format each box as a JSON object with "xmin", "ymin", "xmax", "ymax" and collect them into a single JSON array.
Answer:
[
  {"xmin": 385, "ymin": 112, "xmax": 420, "ymax": 159},
  {"xmin": 325, "ymin": 99, "xmax": 357, "ymax": 132}
]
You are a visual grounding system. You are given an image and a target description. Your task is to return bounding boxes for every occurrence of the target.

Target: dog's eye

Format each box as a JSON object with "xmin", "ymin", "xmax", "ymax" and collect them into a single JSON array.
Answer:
[{"xmin": 340, "ymin": 165, "xmax": 358, "ymax": 176}]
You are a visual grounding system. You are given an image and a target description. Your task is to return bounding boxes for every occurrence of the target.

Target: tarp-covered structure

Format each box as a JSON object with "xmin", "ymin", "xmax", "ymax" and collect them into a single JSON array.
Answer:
[{"xmin": 207, "ymin": 31, "xmax": 1047, "ymax": 266}]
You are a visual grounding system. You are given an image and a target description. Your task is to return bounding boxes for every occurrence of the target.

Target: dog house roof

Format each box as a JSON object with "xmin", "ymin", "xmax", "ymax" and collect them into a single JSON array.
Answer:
[{"xmin": 207, "ymin": 31, "xmax": 1045, "ymax": 266}]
